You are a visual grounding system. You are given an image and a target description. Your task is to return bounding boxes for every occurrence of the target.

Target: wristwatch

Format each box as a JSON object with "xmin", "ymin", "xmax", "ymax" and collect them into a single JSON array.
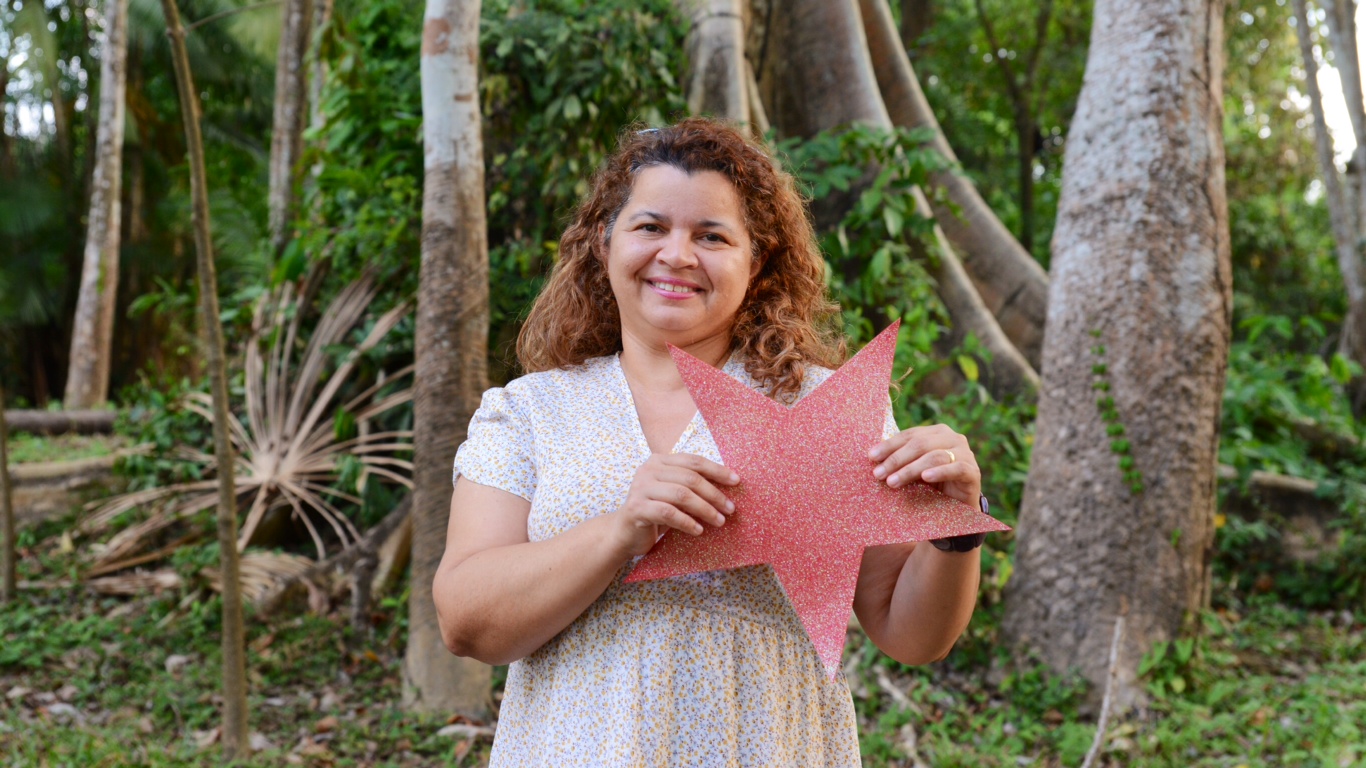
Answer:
[{"xmin": 929, "ymin": 493, "xmax": 992, "ymax": 552}]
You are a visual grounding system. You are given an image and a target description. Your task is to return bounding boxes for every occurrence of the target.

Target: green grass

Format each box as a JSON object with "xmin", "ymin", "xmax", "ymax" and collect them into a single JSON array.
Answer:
[
  {"xmin": 6, "ymin": 432, "xmax": 128, "ymax": 465},
  {"xmin": 3, "ymin": 509, "xmax": 1362, "ymax": 767},
  {"xmin": 850, "ymin": 595, "xmax": 1365, "ymax": 767},
  {"xmin": 0, "ymin": 588, "xmax": 488, "ymax": 767},
  {"xmin": 3, "ymin": 582, "xmax": 1360, "ymax": 767}
]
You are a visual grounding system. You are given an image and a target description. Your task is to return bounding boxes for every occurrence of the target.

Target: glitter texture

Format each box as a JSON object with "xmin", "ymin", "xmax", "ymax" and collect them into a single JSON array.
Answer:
[{"xmin": 625, "ymin": 321, "xmax": 1012, "ymax": 677}]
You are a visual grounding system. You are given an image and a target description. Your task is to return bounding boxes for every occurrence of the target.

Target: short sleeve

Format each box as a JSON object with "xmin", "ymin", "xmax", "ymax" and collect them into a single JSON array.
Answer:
[{"xmin": 452, "ymin": 386, "xmax": 537, "ymax": 501}]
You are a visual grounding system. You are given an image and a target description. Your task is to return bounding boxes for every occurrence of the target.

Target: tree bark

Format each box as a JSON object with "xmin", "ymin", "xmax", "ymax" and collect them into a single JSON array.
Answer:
[
  {"xmin": 1, "ymin": 383, "xmax": 15, "ymax": 603},
  {"xmin": 405, "ymin": 0, "xmax": 491, "ymax": 717},
  {"xmin": 861, "ymin": 0, "xmax": 1050, "ymax": 370},
  {"xmin": 160, "ymin": 0, "xmax": 250, "ymax": 756},
  {"xmin": 1294, "ymin": 0, "xmax": 1366, "ymax": 414},
  {"xmin": 64, "ymin": 0, "xmax": 129, "ymax": 409},
  {"xmin": 268, "ymin": 0, "xmax": 311, "ymax": 257},
  {"xmin": 1001, "ymin": 0, "xmax": 1231, "ymax": 710},
  {"xmin": 899, "ymin": 0, "xmax": 933, "ymax": 55},
  {"xmin": 677, "ymin": 0, "xmax": 751, "ymax": 123},
  {"xmin": 1, "ymin": 410, "xmax": 116, "ymax": 436}
]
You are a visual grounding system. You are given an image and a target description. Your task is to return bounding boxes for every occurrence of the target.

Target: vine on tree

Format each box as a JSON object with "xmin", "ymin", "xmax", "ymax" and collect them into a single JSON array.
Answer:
[{"xmin": 1090, "ymin": 330, "xmax": 1145, "ymax": 495}]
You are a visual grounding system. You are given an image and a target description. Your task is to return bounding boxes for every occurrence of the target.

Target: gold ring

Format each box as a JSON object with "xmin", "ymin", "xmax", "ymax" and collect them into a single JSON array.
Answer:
[{"xmin": 944, "ymin": 449, "xmax": 956, "ymax": 464}]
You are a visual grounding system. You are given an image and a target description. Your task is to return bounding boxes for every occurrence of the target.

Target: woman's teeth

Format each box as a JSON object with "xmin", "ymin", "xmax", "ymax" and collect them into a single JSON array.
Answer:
[{"xmin": 652, "ymin": 281, "xmax": 697, "ymax": 294}]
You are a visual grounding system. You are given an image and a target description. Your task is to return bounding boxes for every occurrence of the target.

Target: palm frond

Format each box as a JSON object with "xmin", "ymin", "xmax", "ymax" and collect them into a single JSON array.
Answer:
[{"xmin": 79, "ymin": 275, "xmax": 415, "ymax": 577}]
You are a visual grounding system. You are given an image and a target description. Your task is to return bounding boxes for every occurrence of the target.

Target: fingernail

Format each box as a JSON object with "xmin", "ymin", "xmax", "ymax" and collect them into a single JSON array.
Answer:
[
  {"xmin": 923, "ymin": 469, "xmax": 939, "ymax": 482},
  {"xmin": 729, "ymin": 472, "xmax": 740, "ymax": 483},
  {"xmin": 873, "ymin": 466, "xmax": 886, "ymax": 479},
  {"xmin": 726, "ymin": 500, "xmax": 735, "ymax": 513},
  {"xmin": 868, "ymin": 447, "xmax": 880, "ymax": 459},
  {"xmin": 887, "ymin": 474, "xmax": 902, "ymax": 488}
]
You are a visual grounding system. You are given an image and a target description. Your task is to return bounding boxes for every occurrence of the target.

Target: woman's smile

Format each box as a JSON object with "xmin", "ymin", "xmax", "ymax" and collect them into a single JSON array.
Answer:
[{"xmin": 645, "ymin": 276, "xmax": 702, "ymax": 298}]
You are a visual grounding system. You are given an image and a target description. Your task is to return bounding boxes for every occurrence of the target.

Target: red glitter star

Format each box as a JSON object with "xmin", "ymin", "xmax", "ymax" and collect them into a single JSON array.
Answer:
[{"xmin": 625, "ymin": 321, "xmax": 1010, "ymax": 676}]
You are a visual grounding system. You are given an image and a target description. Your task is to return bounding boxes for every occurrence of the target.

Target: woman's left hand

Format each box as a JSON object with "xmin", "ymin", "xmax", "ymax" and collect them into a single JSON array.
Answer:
[{"xmin": 867, "ymin": 424, "xmax": 981, "ymax": 507}]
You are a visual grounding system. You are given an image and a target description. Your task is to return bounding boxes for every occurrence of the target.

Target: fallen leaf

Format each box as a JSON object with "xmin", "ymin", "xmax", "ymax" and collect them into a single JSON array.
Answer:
[
  {"xmin": 319, "ymin": 690, "xmax": 341, "ymax": 711},
  {"xmin": 5, "ymin": 686, "xmax": 31, "ymax": 700},
  {"xmin": 192, "ymin": 727, "xmax": 221, "ymax": 749},
  {"xmin": 249, "ymin": 732, "xmax": 276, "ymax": 752},
  {"xmin": 43, "ymin": 703, "xmax": 84, "ymax": 724},
  {"xmin": 314, "ymin": 715, "xmax": 340, "ymax": 734},
  {"xmin": 165, "ymin": 654, "xmax": 192, "ymax": 676}
]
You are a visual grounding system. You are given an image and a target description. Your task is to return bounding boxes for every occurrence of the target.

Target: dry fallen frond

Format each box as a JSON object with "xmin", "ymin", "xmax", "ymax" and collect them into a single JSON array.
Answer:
[{"xmin": 79, "ymin": 273, "xmax": 414, "ymax": 573}]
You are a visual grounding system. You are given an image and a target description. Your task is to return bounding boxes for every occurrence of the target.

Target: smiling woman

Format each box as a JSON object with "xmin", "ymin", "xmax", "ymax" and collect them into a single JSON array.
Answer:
[{"xmin": 431, "ymin": 118, "xmax": 989, "ymax": 767}]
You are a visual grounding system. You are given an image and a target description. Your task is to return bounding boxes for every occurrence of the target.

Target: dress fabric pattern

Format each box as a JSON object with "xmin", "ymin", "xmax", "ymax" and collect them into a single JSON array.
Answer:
[{"xmin": 453, "ymin": 354, "xmax": 896, "ymax": 767}]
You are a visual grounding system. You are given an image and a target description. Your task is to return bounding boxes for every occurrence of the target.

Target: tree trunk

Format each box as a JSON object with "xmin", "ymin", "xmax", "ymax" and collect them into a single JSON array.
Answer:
[
  {"xmin": 1294, "ymin": 0, "xmax": 1366, "ymax": 414},
  {"xmin": 405, "ymin": 0, "xmax": 491, "ymax": 718},
  {"xmin": 756, "ymin": 0, "xmax": 886, "ymax": 137},
  {"xmin": 860, "ymin": 0, "xmax": 1049, "ymax": 369},
  {"xmin": 0, "ymin": 55, "xmax": 13, "ymax": 180},
  {"xmin": 1, "ymin": 383, "xmax": 15, "ymax": 603},
  {"xmin": 758, "ymin": 0, "xmax": 1037, "ymax": 400},
  {"xmin": 913, "ymin": 187, "xmax": 1040, "ymax": 397},
  {"xmin": 268, "ymin": 0, "xmax": 312, "ymax": 257},
  {"xmin": 1321, "ymin": 1, "xmax": 1366, "ymax": 213},
  {"xmin": 899, "ymin": 0, "xmax": 933, "ymax": 55},
  {"xmin": 677, "ymin": 0, "xmax": 751, "ymax": 123},
  {"xmin": 1, "ymin": 410, "xmax": 116, "ymax": 436},
  {"xmin": 160, "ymin": 0, "xmax": 250, "ymax": 756},
  {"xmin": 308, "ymin": 0, "xmax": 333, "ymax": 133},
  {"xmin": 64, "ymin": 0, "xmax": 128, "ymax": 409},
  {"xmin": 1001, "ymin": 0, "xmax": 1231, "ymax": 710}
]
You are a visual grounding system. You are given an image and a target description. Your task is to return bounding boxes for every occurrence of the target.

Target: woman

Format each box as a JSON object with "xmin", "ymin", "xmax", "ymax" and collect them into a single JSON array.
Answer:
[{"xmin": 433, "ymin": 118, "xmax": 987, "ymax": 766}]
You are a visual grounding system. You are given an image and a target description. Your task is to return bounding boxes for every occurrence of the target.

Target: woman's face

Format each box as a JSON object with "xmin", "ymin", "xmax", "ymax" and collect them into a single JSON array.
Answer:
[{"xmin": 605, "ymin": 164, "xmax": 757, "ymax": 350}]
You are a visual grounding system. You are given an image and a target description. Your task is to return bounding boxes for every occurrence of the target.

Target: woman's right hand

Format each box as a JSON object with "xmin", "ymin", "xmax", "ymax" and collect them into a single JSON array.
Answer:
[{"xmin": 610, "ymin": 453, "xmax": 740, "ymax": 559}]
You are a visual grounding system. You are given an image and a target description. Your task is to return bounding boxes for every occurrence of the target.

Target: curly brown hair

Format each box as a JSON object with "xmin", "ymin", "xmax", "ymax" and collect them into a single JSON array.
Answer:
[{"xmin": 516, "ymin": 117, "xmax": 844, "ymax": 401}]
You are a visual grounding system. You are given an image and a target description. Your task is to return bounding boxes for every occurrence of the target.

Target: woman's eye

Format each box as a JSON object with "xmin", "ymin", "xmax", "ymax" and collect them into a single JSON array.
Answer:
[
  {"xmin": 701, "ymin": 233, "xmax": 726, "ymax": 243},
  {"xmin": 640, "ymin": 224, "xmax": 663, "ymax": 233}
]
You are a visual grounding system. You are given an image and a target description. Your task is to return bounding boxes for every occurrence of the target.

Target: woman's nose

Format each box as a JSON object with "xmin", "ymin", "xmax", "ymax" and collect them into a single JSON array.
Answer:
[{"xmin": 655, "ymin": 231, "xmax": 699, "ymax": 268}]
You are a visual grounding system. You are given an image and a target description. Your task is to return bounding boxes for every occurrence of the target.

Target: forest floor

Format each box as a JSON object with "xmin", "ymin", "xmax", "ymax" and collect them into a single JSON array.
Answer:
[{"xmin": 1, "ymin": 510, "xmax": 1363, "ymax": 766}]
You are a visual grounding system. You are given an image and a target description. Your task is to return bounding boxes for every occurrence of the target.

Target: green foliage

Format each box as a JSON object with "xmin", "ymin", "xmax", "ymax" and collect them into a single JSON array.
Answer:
[
  {"xmin": 908, "ymin": 0, "xmax": 1092, "ymax": 266},
  {"xmin": 1218, "ymin": 312, "xmax": 1366, "ymax": 607},
  {"xmin": 299, "ymin": 0, "xmax": 425, "ymax": 297},
  {"xmin": 116, "ymin": 377, "xmax": 214, "ymax": 493}
]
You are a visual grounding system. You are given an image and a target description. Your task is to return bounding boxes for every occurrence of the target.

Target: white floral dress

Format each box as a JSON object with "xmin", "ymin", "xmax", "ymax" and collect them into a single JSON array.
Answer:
[{"xmin": 453, "ymin": 353, "xmax": 895, "ymax": 767}]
